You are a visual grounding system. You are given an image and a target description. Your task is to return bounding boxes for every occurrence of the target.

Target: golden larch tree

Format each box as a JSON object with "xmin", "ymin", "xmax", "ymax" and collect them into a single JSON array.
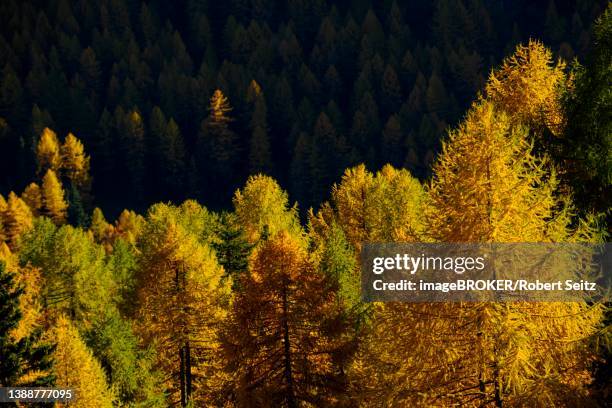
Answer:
[
  {"xmin": 486, "ymin": 40, "xmax": 566, "ymax": 136},
  {"xmin": 2, "ymin": 192, "xmax": 33, "ymax": 249},
  {"xmin": 21, "ymin": 183, "xmax": 42, "ymax": 216},
  {"xmin": 320, "ymin": 164, "xmax": 373, "ymax": 248},
  {"xmin": 209, "ymin": 89, "xmax": 233, "ymax": 124},
  {"xmin": 233, "ymin": 175, "xmax": 301, "ymax": 244},
  {"xmin": 50, "ymin": 316, "xmax": 114, "ymax": 408},
  {"xmin": 89, "ymin": 207, "xmax": 115, "ymax": 251},
  {"xmin": 0, "ymin": 194, "xmax": 7, "ymax": 243},
  {"xmin": 422, "ymin": 101, "xmax": 603, "ymax": 406},
  {"xmin": 136, "ymin": 203, "xmax": 230, "ymax": 407},
  {"xmin": 315, "ymin": 165, "xmax": 433, "ymax": 406},
  {"xmin": 113, "ymin": 209, "xmax": 144, "ymax": 245},
  {"xmin": 0, "ymin": 244, "xmax": 43, "ymax": 344},
  {"xmin": 310, "ymin": 164, "xmax": 425, "ymax": 251},
  {"xmin": 348, "ymin": 102, "xmax": 604, "ymax": 407},
  {"xmin": 36, "ymin": 127, "xmax": 61, "ymax": 175},
  {"xmin": 41, "ymin": 169, "xmax": 68, "ymax": 225},
  {"xmin": 60, "ymin": 132, "xmax": 91, "ymax": 189},
  {"xmin": 221, "ymin": 231, "xmax": 357, "ymax": 407}
]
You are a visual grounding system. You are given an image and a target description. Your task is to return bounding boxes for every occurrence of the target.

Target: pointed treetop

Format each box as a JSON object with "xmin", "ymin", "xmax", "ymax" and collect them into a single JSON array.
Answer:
[
  {"xmin": 247, "ymin": 80, "xmax": 262, "ymax": 103},
  {"xmin": 486, "ymin": 40, "xmax": 566, "ymax": 136},
  {"xmin": 3, "ymin": 192, "xmax": 34, "ymax": 249},
  {"xmin": 21, "ymin": 183, "xmax": 42, "ymax": 216},
  {"xmin": 36, "ymin": 127, "xmax": 61, "ymax": 175},
  {"xmin": 61, "ymin": 133, "xmax": 91, "ymax": 188},
  {"xmin": 233, "ymin": 175, "xmax": 301, "ymax": 244},
  {"xmin": 51, "ymin": 315, "xmax": 114, "ymax": 406},
  {"xmin": 209, "ymin": 89, "xmax": 233, "ymax": 123},
  {"xmin": 41, "ymin": 169, "xmax": 68, "ymax": 225},
  {"xmin": 128, "ymin": 110, "xmax": 143, "ymax": 127}
]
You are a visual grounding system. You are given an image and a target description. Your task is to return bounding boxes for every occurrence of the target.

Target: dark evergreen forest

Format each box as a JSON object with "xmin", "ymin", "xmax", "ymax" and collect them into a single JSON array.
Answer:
[{"xmin": 0, "ymin": 0, "xmax": 607, "ymax": 214}]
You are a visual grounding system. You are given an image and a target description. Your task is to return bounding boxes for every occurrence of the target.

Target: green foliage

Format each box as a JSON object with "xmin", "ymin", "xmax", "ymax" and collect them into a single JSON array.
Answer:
[
  {"xmin": 83, "ymin": 308, "xmax": 166, "ymax": 407},
  {"xmin": 561, "ymin": 3, "xmax": 612, "ymax": 216},
  {"xmin": 18, "ymin": 218, "xmax": 113, "ymax": 322},
  {"xmin": 213, "ymin": 213, "xmax": 253, "ymax": 289},
  {"xmin": 67, "ymin": 182, "xmax": 88, "ymax": 227},
  {"xmin": 18, "ymin": 218, "xmax": 165, "ymax": 407},
  {"xmin": 107, "ymin": 238, "xmax": 138, "ymax": 314},
  {"xmin": 316, "ymin": 223, "xmax": 361, "ymax": 311}
]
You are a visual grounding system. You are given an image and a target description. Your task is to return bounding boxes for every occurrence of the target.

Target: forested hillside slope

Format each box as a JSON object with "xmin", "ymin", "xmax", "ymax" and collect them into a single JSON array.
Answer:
[
  {"xmin": 0, "ymin": 0, "xmax": 608, "ymax": 212},
  {"xmin": 0, "ymin": 1, "xmax": 610, "ymax": 407}
]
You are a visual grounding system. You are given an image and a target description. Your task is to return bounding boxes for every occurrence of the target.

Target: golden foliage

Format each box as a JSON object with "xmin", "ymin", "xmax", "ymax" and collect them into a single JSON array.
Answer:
[
  {"xmin": 7, "ymin": 260, "xmax": 43, "ymax": 343},
  {"xmin": 36, "ymin": 128, "xmax": 91, "ymax": 183},
  {"xmin": 233, "ymin": 174, "xmax": 301, "ymax": 244},
  {"xmin": 41, "ymin": 169, "xmax": 68, "ymax": 225},
  {"xmin": 89, "ymin": 207, "xmax": 115, "ymax": 251},
  {"xmin": 315, "ymin": 164, "xmax": 425, "ymax": 250},
  {"xmin": 50, "ymin": 316, "xmax": 114, "ymax": 407},
  {"xmin": 21, "ymin": 183, "xmax": 42, "ymax": 216},
  {"xmin": 2, "ymin": 192, "xmax": 33, "ymax": 249},
  {"xmin": 209, "ymin": 89, "xmax": 233, "ymax": 123},
  {"xmin": 136, "ymin": 203, "xmax": 231, "ymax": 405},
  {"xmin": 61, "ymin": 132, "xmax": 91, "ymax": 189},
  {"xmin": 36, "ymin": 127, "xmax": 61, "ymax": 175},
  {"xmin": 0, "ymin": 194, "xmax": 6, "ymax": 213},
  {"xmin": 114, "ymin": 209, "xmax": 144, "ymax": 244},
  {"xmin": 0, "ymin": 194, "xmax": 6, "ymax": 243},
  {"xmin": 353, "ymin": 101, "xmax": 605, "ymax": 407},
  {"xmin": 427, "ymin": 101, "xmax": 569, "ymax": 243},
  {"xmin": 221, "ymin": 231, "xmax": 356, "ymax": 406},
  {"xmin": 1, "ymin": 244, "xmax": 42, "ymax": 342},
  {"xmin": 486, "ymin": 40, "xmax": 566, "ymax": 136}
]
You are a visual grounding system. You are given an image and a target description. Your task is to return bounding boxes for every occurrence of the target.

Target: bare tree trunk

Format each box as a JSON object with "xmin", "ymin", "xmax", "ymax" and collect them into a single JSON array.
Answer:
[
  {"xmin": 185, "ymin": 341, "xmax": 192, "ymax": 403},
  {"xmin": 179, "ymin": 346, "xmax": 186, "ymax": 407},
  {"xmin": 281, "ymin": 279, "xmax": 297, "ymax": 408}
]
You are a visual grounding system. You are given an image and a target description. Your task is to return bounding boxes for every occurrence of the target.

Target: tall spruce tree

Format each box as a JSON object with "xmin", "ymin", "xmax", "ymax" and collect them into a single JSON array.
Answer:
[
  {"xmin": 561, "ymin": 4, "xmax": 611, "ymax": 216},
  {"xmin": 120, "ymin": 110, "xmax": 146, "ymax": 205},
  {"xmin": 197, "ymin": 89, "xmax": 239, "ymax": 207},
  {"xmin": 248, "ymin": 93, "xmax": 272, "ymax": 175},
  {"xmin": 213, "ymin": 213, "xmax": 252, "ymax": 287}
]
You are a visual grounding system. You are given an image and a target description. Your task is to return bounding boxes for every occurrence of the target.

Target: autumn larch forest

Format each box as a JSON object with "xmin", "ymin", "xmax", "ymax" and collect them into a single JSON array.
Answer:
[{"xmin": 0, "ymin": 0, "xmax": 610, "ymax": 407}]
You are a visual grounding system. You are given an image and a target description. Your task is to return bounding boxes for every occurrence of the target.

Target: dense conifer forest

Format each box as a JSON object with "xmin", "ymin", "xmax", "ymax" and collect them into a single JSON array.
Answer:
[
  {"xmin": 0, "ymin": 0, "xmax": 609, "ymax": 213},
  {"xmin": 0, "ymin": 1, "xmax": 610, "ymax": 407}
]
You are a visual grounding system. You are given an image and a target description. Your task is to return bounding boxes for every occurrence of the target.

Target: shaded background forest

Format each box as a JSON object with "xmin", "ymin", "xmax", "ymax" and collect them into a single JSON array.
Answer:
[
  {"xmin": 0, "ymin": 1, "xmax": 610, "ymax": 406},
  {"xmin": 0, "ymin": 0, "xmax": 608, "ymax": 215}
]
